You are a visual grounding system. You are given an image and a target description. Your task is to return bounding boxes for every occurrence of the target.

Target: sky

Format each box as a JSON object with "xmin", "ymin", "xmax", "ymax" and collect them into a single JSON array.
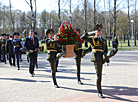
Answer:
[
  {"xmin": 0, "ymin": 0, "xmax": 136, "ymax": 14},
  {"xmin": 0, "ymin": 0, "xmax": 59, "ymax": 12}
]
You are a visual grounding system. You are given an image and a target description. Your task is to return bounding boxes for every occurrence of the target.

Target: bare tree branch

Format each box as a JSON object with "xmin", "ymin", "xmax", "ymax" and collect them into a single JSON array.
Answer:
[{"xmin": 25, "ymin": 0, "xmax": 30, "ymax": 7}]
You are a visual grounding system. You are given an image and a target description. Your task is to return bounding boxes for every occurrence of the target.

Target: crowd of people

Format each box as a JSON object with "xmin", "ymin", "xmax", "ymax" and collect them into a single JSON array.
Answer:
[
  {"xmin": 0, "ymin": 23, "xmax": 118, "ymax": 99},
  {"xmin": 0, "ymin": 30, "xmax": 39, "ymax": 75}
]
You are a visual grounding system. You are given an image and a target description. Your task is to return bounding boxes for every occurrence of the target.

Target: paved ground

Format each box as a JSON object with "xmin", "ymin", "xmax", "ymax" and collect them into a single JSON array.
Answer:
[{"xmin": 0, "ymin": 51, "xmax": 138, "ymax": 102}]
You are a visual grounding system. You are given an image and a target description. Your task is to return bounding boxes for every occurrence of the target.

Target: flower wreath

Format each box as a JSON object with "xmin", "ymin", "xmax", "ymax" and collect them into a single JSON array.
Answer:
[{"xmin": 57, "ymin": 22, "xmax": 82, "ymax": 45}]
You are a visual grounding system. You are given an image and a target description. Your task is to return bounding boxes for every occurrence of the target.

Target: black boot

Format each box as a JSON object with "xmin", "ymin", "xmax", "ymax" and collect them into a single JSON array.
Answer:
[
  {"xmin": 17, "ymin": 62, "xmax": 20, "ymax": 70},
  {"xmin": 56, "ymin": 45, "xmax": 66, "ymax": 60},
  {"xmin": 98, "ymin": 93, "xmax": 105, "ymax": 99},
  {"xmin": 77, "ymin": 74, "xmax": 83, "ymax": 85}
]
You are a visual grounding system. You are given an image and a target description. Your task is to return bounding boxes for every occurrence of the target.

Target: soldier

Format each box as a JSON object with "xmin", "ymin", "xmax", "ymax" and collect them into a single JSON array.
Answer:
[
  {"xmin": 81, "ymin": 24, "xmax": 117, "ymax": 98},
  {"xmin": 6, "ymin": 34, "xmax": 10, "ymax": 60},
  {"xmin": 74, "ymin": 28, "xmax": 92, "ymax": 85},
  {"xmin": 0, "ymin": 33, "xmax": 7, "ymax": 64},
  {"xmin": 13, "ymin": 32, "xmax": 22, "ymax": 70},
  {"xmin": 45, "ymin": 28, "xmax": 66, "ymax": 88},
  {"xmin": 24, "ymin": 30, "xmax": 39, "ymax": 77},
  {"xmin": 6, "ymin": 35, "xmax": 15, "ymax": 67}
]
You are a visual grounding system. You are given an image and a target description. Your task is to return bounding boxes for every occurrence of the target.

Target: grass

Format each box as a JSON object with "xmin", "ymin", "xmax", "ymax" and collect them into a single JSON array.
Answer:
[{"xmin": 37, "ymin": 39, "xmax": 138, "ymax": 54}]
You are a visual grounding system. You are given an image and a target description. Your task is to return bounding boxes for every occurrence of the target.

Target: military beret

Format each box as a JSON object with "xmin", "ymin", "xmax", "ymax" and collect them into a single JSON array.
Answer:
[
  {"xmin": 46, "ymin": 29, "xmax": 54, "ymax": 35},
  {"xmin": 34, "ymin": 32, "xmax": 38, "ymax": 35},
  {"xmin": 10, "ymin": 35, "xmax": 13, "ymax": 38},
  {"xmin": 1, "ymin": 33, "xmax": 6, "ymax": 36},
  {"xmin": 92, "ymin": 24, "xmax": 103, "ymax": 31},
  {"xmin": 13, "ymin": 32, "xmax": 19, "ymax": 36}
]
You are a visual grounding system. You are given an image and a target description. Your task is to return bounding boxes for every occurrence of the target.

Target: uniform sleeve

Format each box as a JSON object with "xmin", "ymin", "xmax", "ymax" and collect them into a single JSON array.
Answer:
[
  {"xmin": 45, "ymin": 39, "xmax": 60, "ymax": 44},
  {"xmin": 81, "ymin": 33, "xmax": 92, "ymax": 43}
]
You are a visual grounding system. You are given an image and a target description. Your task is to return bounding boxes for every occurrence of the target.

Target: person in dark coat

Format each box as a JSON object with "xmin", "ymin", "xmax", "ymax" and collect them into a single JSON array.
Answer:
[
  {"xmin": 112, "ymin": 36, "xmax": 119, "ymax": 51},
  {"xmin": 6, "ymin": 35, "xmax": 15, "ymax": 66},
  {"xmin": 24, "ymin": 30, "xmax": 39, "ymax": 77}
]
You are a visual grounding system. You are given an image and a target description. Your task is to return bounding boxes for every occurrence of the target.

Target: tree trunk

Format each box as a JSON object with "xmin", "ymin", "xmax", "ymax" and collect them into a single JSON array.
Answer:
[
  {"xmin": 127, "ymin": 0, "xmax": 130, "ymax": 46},
  {"xmin": 108, "ymin": 0, "xmax": 111, "ymax": 46},
  {"xmin": 84, "ymin": 0, "xmax": 88, "ymax": 47},
  {"xmin": 9, "ymin": 0, "xmax": 14, "ymax": 32},
  {"xmin": 94, "ymin": 0, "xmax": 96, "ymax": 26},
  {"xmin": 124, "ymin": 34, "xmax": 126, "ymax": 43},
  {"xmin": 113, "ymin": 0, "xmax": 116, "ymax": 37},
  {"xmin": 58, "ymin": 0, "xmax": 61, "ymax": 27},
  {"xmin": 104, "ymin": 0, "xmax": 107, "ymax": 39},
  {"xmin": 134, "ymin": 0, "xmax": 137, "ymax": 46},
  {"xmin": 34, "ymin": 0, "xmax": 37, "ymax": 31}
]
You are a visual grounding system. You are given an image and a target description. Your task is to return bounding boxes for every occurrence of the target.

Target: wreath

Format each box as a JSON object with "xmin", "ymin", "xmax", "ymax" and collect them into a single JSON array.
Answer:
[{"xmin": 57, "ymin": 22, "xmax": 82, "ymax": 45}]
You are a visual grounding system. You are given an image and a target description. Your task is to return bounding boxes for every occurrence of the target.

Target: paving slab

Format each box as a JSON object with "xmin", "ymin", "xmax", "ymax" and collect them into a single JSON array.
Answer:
[{"xmin": 0, "ymin": 51, "xmax": 138, "ymax": 102}]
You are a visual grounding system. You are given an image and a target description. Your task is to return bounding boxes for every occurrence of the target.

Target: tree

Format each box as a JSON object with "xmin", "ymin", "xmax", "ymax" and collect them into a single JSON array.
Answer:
[
  {"xmin": 134, "ymin": 0, "xmax": 137, "ymax": 46},
  {"xmin": 113, "ymin": 0, "xmax": 117, "ymax": 37},
  {"xmin": 38, "ymin": 10, "xmax": 50, "ymax": 39},
  {"xmin": 94, "ymin": 0, "xmax": 96, "ymax": 26},
  {"xmin": 127, "ymin": 0, "xmax": 130, "ymax": 46},
  {"xmin": 116, "ymin": 11, "xmax": 128, "ymax": 42},
  {"xmin": 25, "ymin": 0, "xmax": 37, "ymax": 30},
  {"xmin": 9, "ymin": 0, "xmax": 14, "ymax": 32},
  {"xmin": 108, "ymin": 0, "xmax": 111, "ymax": 46}
]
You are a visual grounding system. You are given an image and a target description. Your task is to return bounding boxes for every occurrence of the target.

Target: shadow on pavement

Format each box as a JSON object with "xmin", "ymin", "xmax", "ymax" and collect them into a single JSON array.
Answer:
[
  {"xmin": 104, "ymin": 87, "xmax": 138, "ymax": 102},
  {"xmin": 0, "ymin": 78, "xmax": 50, "ymax": 83},
  {"xmin": 59, "ymin": 84, "xmax": 138, "ymax": 102},
  {"xmin": 60, "ymin": 86, "xmax": 97, "ymax": 93}
]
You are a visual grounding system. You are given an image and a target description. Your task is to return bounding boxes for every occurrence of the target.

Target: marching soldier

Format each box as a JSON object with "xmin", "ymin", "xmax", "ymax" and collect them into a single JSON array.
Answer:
[
  {"xmin": 45, "ymin": 28, "xmax": 66, "ymax": 88},
  {"xmin": 6, "ymin": 35, "xmax": 15, "ymax": 67},
  {"xmin": 13, "ymin": 32, "xmax": 22, "ymax": 70},
  {"xmin": 74, "ymin": 28, "xmax": 92, "ymax": 85},
  {"xmin": 0, "ymin": 33, "xmax": 7, "ymax": 64},
  {"xmin": 81, "ymin": 24, "xmax": 117, "ymax": 98}
]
